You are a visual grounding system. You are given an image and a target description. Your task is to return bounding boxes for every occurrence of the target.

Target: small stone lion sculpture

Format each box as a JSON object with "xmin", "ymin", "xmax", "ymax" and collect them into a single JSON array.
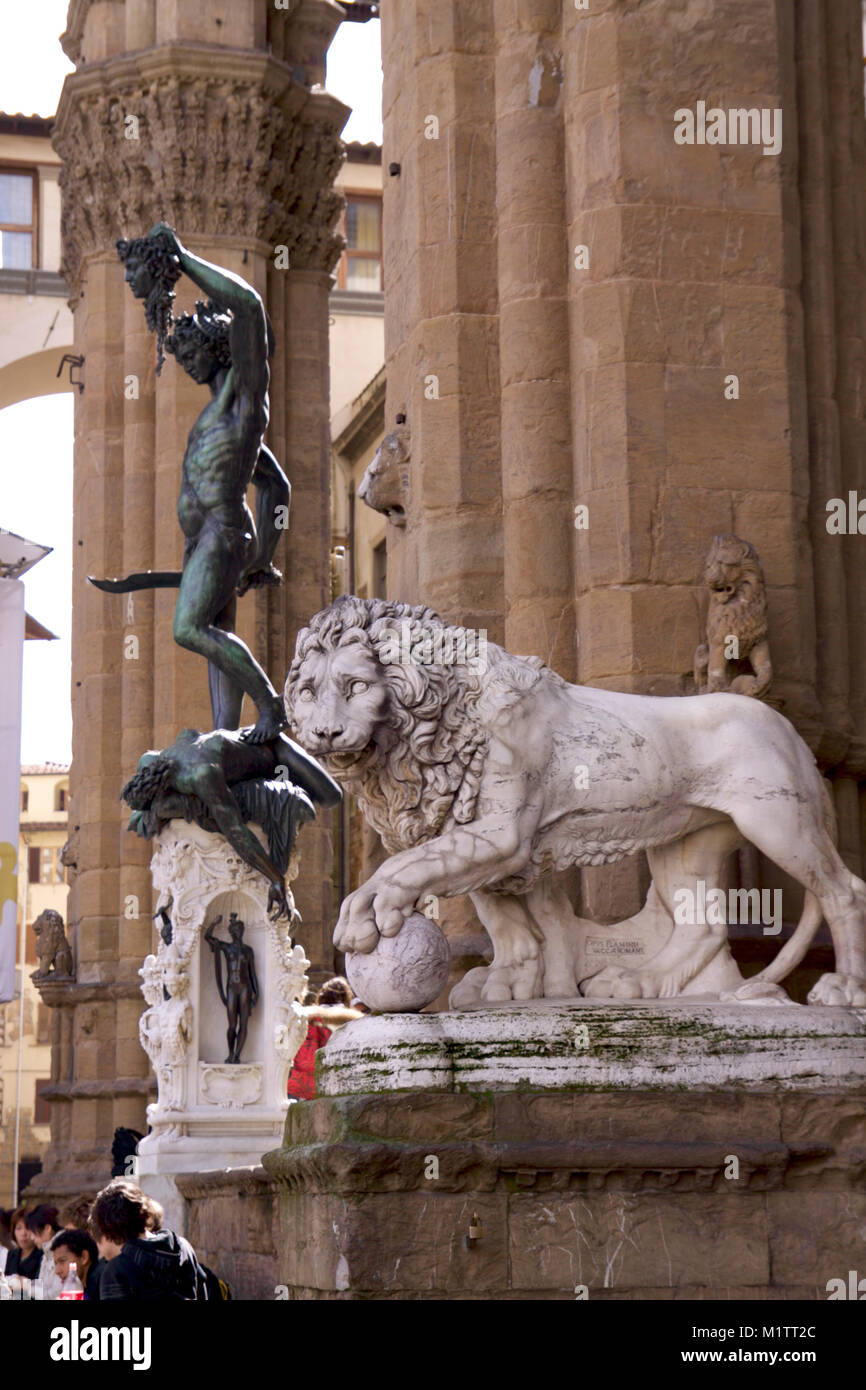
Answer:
[
  {"xmin": 357, "ymin": 428, "xmax": 410, "ymax": 526},
  {"xmin": 693, "ymin": 534, "xmax": 772, "ymax": 698},
  {"xmin": 285, "ymin": 596, "xmax": 866, "ymax": 1009},
  {"xmin": 32, "ymin": 908, "xmax": 74, "ymax": 980}
]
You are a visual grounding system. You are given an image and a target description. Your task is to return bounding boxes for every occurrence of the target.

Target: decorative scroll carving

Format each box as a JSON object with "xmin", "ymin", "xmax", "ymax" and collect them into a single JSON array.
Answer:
[{"xmin": 140, "ymin": 820, "xmax": 310, "ymax": 1130}]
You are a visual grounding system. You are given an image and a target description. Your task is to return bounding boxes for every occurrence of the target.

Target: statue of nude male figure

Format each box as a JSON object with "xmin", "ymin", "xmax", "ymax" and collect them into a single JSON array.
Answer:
[{"xmin": 95, "ymin": 223, "xmax": 290, "ymax": 742}]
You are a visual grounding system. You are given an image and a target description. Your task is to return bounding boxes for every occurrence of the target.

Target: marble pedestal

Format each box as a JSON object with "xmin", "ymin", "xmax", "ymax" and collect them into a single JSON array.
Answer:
[
  {"xmin": 262, "ymin": 1001, "xmax": 866, "ymax": 1299},
  {"xmin": 317, "ymin": 999, "xmax": 866, "ymax": 1094},
  {"xmin": 136, "ymin": 821, "xmax": 309, "ymax": 1232}
]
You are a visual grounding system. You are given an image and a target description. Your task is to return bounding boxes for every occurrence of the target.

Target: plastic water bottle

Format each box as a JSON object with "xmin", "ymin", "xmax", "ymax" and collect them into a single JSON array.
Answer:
[{"xmin": 58, "ymin": 1262, "xmax": 84, "ymax": 1300}]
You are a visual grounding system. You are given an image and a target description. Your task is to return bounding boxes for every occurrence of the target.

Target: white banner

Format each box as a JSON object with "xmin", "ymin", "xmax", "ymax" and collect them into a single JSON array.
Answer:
[{"xmin": 0, "ymin": 578, "xmax": 24, "ymax": 1004}]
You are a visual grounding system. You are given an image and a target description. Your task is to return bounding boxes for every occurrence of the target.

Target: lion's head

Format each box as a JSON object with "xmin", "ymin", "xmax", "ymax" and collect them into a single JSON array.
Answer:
[
  {"xmin": 704, "ymin": 534, "xmax": 764, "ymax": 605},
  {"xmin": 702, "ymin": 534, "xmax": 767, "ymax": 647},
  {"xmin": 33, "ymin": 908, "xmax": 64, "ymax": 945},
  {"xmin": 285, "ymin": 596, "xmax": 490, "ymax": 852},
  {"xmin": 357, "ymin": 429, "xmax": 410, "ymax": 526}
]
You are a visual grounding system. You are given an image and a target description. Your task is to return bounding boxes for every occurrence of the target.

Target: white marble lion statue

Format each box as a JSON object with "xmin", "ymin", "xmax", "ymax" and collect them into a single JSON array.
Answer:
[{"xmin": 285, "ymin": 596, "xmax": 866, "ymax": 1009}]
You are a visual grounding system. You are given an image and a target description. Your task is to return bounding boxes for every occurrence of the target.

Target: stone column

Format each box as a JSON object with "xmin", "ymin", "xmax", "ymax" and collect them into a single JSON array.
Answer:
[
  {"xmin": 380, "ymin": 0, "xmax": 504, "ymax": 642},
  {"xmin": 35, "ymin": 0, "xmax": 348, "ymax": 1200},
  {"xmin": 494, "ymin": 2, "xmax": 575, "ymax": 679}
]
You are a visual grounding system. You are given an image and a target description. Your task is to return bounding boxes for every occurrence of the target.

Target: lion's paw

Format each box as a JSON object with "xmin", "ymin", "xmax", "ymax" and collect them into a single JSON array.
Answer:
[
  {"xmin": 581, "ymin": 966, "xmax": 645, "ymax": 1000},
  {"xmin": 807, "ymin": 972, "xmax": 866, "ymax": 1007},
  {"xmin": 480, "ymin": 959, "xmax": 543, "ymax": 1004},
  {"xmin": 333, "ymin": 886, "xmax": 379, "ymax": 954},
  {"xmin": 723, "ymin": 979, "xmax": 793, "ymax": 1005},
  {"xmin": 449, "ymin": 967, "xmax": 488, "ymax": 1010}
]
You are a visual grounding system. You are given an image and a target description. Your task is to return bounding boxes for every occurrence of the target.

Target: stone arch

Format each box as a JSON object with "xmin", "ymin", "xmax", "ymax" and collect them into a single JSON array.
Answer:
[{"xmin": 0, "ymin": 347, "xmax": 76, "ymax": 412}]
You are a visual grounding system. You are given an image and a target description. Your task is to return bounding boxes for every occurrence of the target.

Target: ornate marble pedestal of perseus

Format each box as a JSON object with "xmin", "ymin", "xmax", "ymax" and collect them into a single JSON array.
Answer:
[{"xmin": 135, "ymin": 821, "xmax": 309, "ymax": 1232}]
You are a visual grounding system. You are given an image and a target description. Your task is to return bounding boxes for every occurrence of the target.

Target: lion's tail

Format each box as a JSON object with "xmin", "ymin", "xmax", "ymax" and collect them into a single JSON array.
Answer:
[{"xmin": 744, "ymin": 775, "xmax": 835, "ymax": 987}]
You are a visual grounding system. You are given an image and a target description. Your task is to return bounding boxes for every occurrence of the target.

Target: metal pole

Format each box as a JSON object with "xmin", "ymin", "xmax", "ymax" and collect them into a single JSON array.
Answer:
[{"xmin": 12, "ymin": 887, "xmax": 26, "ymax": 1208}]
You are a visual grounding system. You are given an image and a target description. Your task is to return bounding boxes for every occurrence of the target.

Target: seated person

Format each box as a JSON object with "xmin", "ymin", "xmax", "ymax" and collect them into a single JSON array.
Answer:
[
  {"xmin": 5, "ymin": 1206, "xmax": 42, "ymax": 1280},
  {"xmin": 50, "ymin": 1228, "xmax": 102, "ymax": 1299},
  {"xmin": 25, "ymin": 1204, "xmax": 63, "ymax": 1299},
  {"xmin": 90, "ymin": 1179, "xmax": 208, "ymax": 1301}
]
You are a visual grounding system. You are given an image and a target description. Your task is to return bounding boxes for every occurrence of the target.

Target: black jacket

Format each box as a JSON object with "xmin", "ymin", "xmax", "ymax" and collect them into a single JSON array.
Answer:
[
  {"xmin": 5, "ymin": 1246, "xmax": 41, "ymax": 1279},
  {"xmin": 85, "ymin": 1260, "xmax": 105, "ymax": 1300},
  {"xmin": 99, "ymin": 1230, "xmax": 208, "ymax": 1301}
]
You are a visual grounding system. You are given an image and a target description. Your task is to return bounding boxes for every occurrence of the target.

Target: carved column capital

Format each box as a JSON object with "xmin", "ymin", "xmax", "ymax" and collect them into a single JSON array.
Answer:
[{"xmin": 53, "ymin": 48, "xmax": 349, "ymax": 302}]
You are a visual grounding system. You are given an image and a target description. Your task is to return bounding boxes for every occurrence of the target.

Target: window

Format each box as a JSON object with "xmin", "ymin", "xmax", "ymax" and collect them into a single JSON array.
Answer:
[
  {"xmin": 0, "ymin": 169, "xmax": 36, "ymax": 269},
  {"xmin": 34, "ymin": 1080, "xmax": 52, "ymax": 1125},
  {"xmin": 21, "ymin": 787, "xmax": 29, "ymax": 812},
  {"xmin": 34, "ymin": 846, "xmax": 65, "ymax": 885},
  {"xmin": 373, "ymin": 539, "xmax": 387, "ymax": 598},
  {"xmin": 338, "ymin": 194, "xmax": 382, "ymax": 291},
  {"xmin": 56, "ymin": 785, "xmax": 68, "ymax": 812}
]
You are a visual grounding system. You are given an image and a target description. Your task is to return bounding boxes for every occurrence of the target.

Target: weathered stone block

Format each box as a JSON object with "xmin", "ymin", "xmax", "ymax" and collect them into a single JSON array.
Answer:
[{"xmin": 508, "ymin": 1191, "xmax": 771, "ymax": 1291}]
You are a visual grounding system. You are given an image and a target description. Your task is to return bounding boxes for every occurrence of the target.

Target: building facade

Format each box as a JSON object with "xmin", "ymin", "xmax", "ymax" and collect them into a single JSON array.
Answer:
[
  {"xmin": 0, "ymin": 766, "xmax": 69, "ymax": 1206},
  {"xmin": 0, "ymin": 114, "xmax": 74, "ymax": 412}
]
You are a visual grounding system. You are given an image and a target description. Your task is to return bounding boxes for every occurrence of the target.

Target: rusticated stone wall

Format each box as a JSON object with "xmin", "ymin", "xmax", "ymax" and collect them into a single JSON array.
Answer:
[
  {"xmin": 177, "ymin": 1167, "xmax": 281, "ymax": 1301},
  {"xmin": 260, "ymin": 1087, "xmax": 866, "ymax": 1300},
  {"xmin": 35, "ymin": 0, "xmax": 349, "ymax": 1201}
]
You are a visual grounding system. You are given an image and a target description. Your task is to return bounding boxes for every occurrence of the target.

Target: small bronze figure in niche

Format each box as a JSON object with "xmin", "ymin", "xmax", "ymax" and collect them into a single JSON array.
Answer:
[{"xmin": 204, "ymin": 913, "xmax": 259, "ymax": 1064}]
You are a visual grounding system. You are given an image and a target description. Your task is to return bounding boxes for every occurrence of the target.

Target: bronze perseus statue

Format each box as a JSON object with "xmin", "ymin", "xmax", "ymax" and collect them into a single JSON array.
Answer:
[
  {"xmin": 94, "ymin": 223, "xmax": 291, "ymax": 742},
  {"xmin": 204, "ymin": 913, "xmax": 259, "ymax": 1064}
]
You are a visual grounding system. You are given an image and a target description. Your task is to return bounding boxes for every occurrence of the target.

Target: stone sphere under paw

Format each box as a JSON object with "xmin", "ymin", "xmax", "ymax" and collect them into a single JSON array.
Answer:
[{"xmin": 345, "ymin": 913, "xmax": 451, "ymax": 1012}]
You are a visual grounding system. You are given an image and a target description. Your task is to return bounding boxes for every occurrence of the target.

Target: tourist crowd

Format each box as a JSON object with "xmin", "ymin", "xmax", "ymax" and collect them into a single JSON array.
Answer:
[
  {"xmin": 0, "ymin": 978, "xmax": 364, "ymax": 1299},
  {"xmin": 0, "ymin": 1182, "xmax": 227, "ymax": 1301}
]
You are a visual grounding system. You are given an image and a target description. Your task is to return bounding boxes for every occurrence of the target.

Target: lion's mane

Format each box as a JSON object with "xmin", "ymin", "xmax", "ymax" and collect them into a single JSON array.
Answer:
[
  {"xmin": 34, "ymin": 908, "xmax": 63, "ymax": 946},
  {"xmin": 285, "ymin": 596, "xmax": 492, "ymax": 853}
]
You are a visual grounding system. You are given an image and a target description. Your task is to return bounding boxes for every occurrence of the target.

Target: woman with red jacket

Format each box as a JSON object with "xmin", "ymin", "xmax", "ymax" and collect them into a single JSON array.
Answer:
[{"xmin": 287, "ymin": 977, "xmax": 364, "ymax": 1100}]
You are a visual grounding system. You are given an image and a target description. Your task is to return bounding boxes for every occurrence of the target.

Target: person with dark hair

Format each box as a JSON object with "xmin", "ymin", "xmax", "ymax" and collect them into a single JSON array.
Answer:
[
  {"xmin": 26, "ymin": 1203, "xmax": 61, "ymax": 1245},
  {"xmin": 316, "ymin": 976, "xmax": 354, "ymax": 1008},
  {"xmin": 90, "ymin": 1179, "xmax": 208, "ymax": 1301},
  {"xmin": 5, "ymin": 1206, "xmax": 41, "ymax": 1279},
  {"xmin": 287, "ymin": 977, "xmax": 363, "ymax": 1100},
  {"xmin": 50, "ymin": 1229, "xmax": 101, "ymax": 1300},
  {"xmin": 59, "ymin": 1194, "xmax": 96, "ymax": 1231},
  {"xmin": 26, "ymin": 1204, "xmax": 62, "ymax": 1299}
]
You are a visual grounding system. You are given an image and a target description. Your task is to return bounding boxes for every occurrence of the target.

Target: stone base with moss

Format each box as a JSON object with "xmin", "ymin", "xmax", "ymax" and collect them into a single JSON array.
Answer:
[{"xmin": 247, "ymin": 1003, "xmax": 866, "ymax": 1299}]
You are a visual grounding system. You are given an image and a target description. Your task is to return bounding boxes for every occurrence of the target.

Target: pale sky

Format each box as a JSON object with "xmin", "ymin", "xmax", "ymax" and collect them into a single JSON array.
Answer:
[{"xmin": 0, "ymin": 6, "xmax": 382, "ymax": 764}]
